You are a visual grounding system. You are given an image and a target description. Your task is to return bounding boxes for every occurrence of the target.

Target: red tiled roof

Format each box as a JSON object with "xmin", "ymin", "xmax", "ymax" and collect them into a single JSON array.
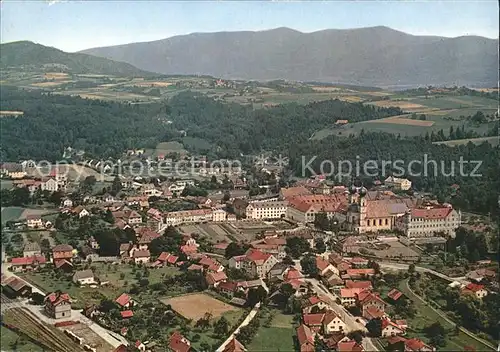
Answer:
[
  {"xmin": 405, "ymin": 338, "xmax": 428, "ymax": 351},
  {"xmin": 214, "ymin": 242, "xmax": 230, "ymax": 250},
  {"xmin": 284, "ymin": 268, "xmax": 302, "ymax": 281},
  {"xmin": 180, "ymin": 245, "xmax": 198, "ymax": 254},
  {"xmin": 245, "ymin": 249, "xmax": 272, "ymax": 263},
  {"xmin": 340, "ymin": 288, "xmax": 366, "ymax": 298},
  {"xmin": 121, "ymin": 310, "xmax": 134, "ymax": 318},
  {"xmin": 167, "ymin": 255, "xmax": 178, "ymax": 264},
  {"xmin": 46, "ymin": 292, "xmax": 70, "ymax": 306},
  {"xmin": 52, "ymin": 244, "xmax": 73, "ymax": 252},
  {"xmin": 54, "ymin": 259, "xmax": 73, "ymax": 269},
  {"xmin": 206, "ymin": 271, "xmax": 228, "ymax": 285},
  {"xmin": 132, "ymin": 249, "xmax": 150, "ymax": 258},
  {"xmin": 345, "ymin": 280, "xmax": 372, "ymax": 290},
  {"xmin": 387, "ymin": 288, "xmax": 404, "ymax": 301},
  {"xmin": 387, "ymin": 336, "xmax": 407, "ymax": 345},
  {"xmin": 338, "ymin": 341, "xmax": 364, "ymax": 352},
  {"xmin": 223, "ymin": 337, "xmax": 246, "ymax": 352},
  {"xmin": 158, "ymin": 252, "xmax": 171, "ymax": 262},
  {"xmin": 187, "ymin": 264, "xmax": 203, "ymax": 271},
  {"xmin": 169, "ymin": 331, "xmax": 191, "ymax": 352},
  {"xmin": 303, "ymin": 313, "xmax": 325, "ymax": 326},
  {"xmin": 323, "ymin": 310, "xmax": 341, "ymax": 325},
  {"xmin": 464, "ymin": 283, "xmax": 485, "ymax": 292},
  {"xmin": 316, "ymin": 256, "xmax": 331, "ymax": 272},
  {"xmin": 296, "ymin": 324, "xmax": 314, "ymax": 350},
  {"xmin": 411, "ymin": 206, "xmax": 452, "ymax": 219},
  {"xmin": 11, "ymin": 255, "xmax": 47, "ymax": 266},
  {"xmin": 345, "ymin": 268, "xmax": 375, "ymax": 277},
  {"xmin": 364, "ymin": 306, "xmax": 385, "ymax": 319},
  {"xmin": 382, "ymin": 318, "xmax": 404, "ymax": 331},
  {"xmin": 115, "ymin": 293, "xmax": 131, "ymax": 307},
  {"xmin": 357, "ymin": 291, "xmax": 387, "ymax": 306},
  {"xmin": 218, "ymin": 281, "xmax": 238, "ymax": 292}
]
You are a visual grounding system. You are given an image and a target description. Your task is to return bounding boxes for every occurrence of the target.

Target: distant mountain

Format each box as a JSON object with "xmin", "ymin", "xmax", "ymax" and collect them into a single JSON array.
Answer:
[
  {"xmin": 79, "ymin": 26, "xmax": 498, "ymax": 87},
  {"xmin": 1, "ymin": 41, "xmax": 156, "ymax": 77}
]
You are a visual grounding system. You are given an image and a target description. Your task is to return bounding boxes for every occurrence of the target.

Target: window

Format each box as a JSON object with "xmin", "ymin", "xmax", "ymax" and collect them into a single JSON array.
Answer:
[
  {"xmin": 367, "ymin": 220, "xmax": 371, "ymax": 226},
  {"xmin": 379, "ymin": 219, "xmax": 382, "ymax": 226},
  {"xmin": 385, "ymin": 218, "xmax": 388, "ymax": 225}
]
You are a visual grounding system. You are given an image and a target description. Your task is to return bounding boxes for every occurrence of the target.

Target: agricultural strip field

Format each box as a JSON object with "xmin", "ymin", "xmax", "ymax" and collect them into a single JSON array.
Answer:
[
  {"xmin": 369, "ymin": 116, "xmax": 435, "ymax": 126},
  {"xmin": 3, "ymin": 308, "xmax": 85, "ymax": 352},
  {"xmin": 160, "ymin": 293, "xmax": 241, "ymax": 321}
]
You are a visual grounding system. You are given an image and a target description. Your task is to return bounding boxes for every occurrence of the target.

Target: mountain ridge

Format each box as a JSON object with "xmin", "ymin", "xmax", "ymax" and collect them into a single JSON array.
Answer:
[
  {"xmin": 0, "ymin": 41, "xmax": 158, "ymax": 77},
  {"xmin": 79, "ymin": 26, "xmax": 497, "ymax": 87}
]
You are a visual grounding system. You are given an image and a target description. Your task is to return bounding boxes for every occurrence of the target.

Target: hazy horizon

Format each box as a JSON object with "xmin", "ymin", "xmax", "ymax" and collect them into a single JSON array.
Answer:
[{"xmin": 0, "ymin": 1, "xmax": 498, "ymax": 52}]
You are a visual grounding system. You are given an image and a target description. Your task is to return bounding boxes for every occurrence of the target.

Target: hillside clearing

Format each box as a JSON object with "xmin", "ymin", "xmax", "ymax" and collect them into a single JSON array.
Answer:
[{"xmin": 433, "ymin": 136, "xmax": 499, "ymax": 147}]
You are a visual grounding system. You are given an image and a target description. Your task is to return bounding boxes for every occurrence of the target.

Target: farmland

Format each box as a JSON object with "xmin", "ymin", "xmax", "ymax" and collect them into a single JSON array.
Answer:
[
  {"xmin": 160, "ymin": 293, "xmax": 241, "ymax": 321},
  {"xmin": 0, "ymin": 326, "xmax": 44, "ymax": 352}
]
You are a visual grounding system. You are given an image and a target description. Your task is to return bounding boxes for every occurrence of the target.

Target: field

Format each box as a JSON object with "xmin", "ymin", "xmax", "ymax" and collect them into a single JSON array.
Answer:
[
  {"xmin": 367, "ymin": 100, "xmax": 428, "ymax": 111},
  {"xmin": 20, "ymin": 263, "xmax": 183, "ymax": 308},
  {"xmin": 398, "ymin": 280, "xmax": 494, "ymax": 351},
  {"xmin": 0, "ymin": 180, "xmax": 14, "ymax": 190},
  {"xmin": 161, "ymin": 293, "xmax": 241, "ymax": 321},
  {"xmin": 151, "ymin": 141, "xmax": 189, "ymax": 157},
  {"xmin": 369, "ymin": 116, "xmax": 435, "ymax": 126},
  {"xmin": 1, "ymin": 206, "xmax": 27, "ymax": 224},
  {"xmin": 178, "ymin": 221, "xmax": 270, "ymax": 244},
  {"xmin": 433, "ymin": 136, "xmax": 499, "ymax": 147},
  {"xmin": 248, "ymin": 310, "xmax": 296, "ymax": 351}
]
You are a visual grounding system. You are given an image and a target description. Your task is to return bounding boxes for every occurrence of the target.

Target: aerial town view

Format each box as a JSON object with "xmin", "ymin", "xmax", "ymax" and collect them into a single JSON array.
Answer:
[{"xmin": 0, "ymin": 1, "xmax": 498, "ymax": 352}]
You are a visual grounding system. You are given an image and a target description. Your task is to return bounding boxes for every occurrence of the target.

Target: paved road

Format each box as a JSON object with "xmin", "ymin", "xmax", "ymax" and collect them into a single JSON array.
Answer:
[
  {"xmin": 305, "ymin": 279, "xmax": 379, "ymax": 352},
  {"xmin": 216, "ymin": 302, "xmax": 261, "ymax": 352},
  {"xmin": 1, "ymin": 263, "xmax": 128, "ymax": 348},
  {"xmin": 378, "ymin": 262, "xmax": 469, "ymax": 284}
]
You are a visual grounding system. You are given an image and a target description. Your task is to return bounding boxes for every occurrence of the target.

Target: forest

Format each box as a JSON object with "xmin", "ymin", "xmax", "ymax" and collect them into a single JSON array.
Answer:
[{"xmin": 1, "ymin": 87, "xmax": 498, "ymax": 216}]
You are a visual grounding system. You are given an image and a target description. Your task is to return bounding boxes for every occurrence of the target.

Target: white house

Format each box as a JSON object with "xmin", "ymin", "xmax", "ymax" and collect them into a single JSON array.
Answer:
[
  {"xmin": 26, "ymin": 215, "xmax": 44, "ymax": 229},
  {"xmin": 322, "ymin": 311, "xmax": 347, "ymax": 334},
  {"xmin": 72, "ymin": 269, "xmax": 95, "ymax": 285},
  {"xmin": 61, "ymin": 198, "xmax": 73, "ymax": 208}
]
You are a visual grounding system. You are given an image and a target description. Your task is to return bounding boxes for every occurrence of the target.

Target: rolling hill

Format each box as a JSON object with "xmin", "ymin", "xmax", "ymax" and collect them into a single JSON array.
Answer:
[
  {"xmin": 0, "ymin": 41, "xmax": 157, "ymax": 77},
  {"xmin": 80, "ymin": 26, "xmax": 498, "ymax": 87}
]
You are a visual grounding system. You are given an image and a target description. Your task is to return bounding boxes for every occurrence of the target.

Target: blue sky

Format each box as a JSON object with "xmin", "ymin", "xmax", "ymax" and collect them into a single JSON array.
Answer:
[{"xmin": 1, "ymin": 1, "xmax": 498, "ymax": 52}]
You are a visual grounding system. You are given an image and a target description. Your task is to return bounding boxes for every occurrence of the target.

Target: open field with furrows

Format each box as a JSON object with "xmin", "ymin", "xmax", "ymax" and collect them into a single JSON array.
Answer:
[
  {"xmin": 160, "ymin": 293, "xmax": 242, "ymax": 321},
  {"xmin": 433, "ymin": 136, "xmax": 499, "ymax": 147},
  {"xmin": 3, "ymin": 308, "xmax": 86, "ymax": 352},
  {"xmin": 367, "ymin": 100, "xmax": 428, "ymax": 111},
  {"xmin": 62, "ymin": 323, "xmax": 115, "ymax": 352}
]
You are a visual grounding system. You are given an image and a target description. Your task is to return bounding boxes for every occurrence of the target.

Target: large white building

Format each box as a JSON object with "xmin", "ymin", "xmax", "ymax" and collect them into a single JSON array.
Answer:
[
  {"xmin": 395, "ymin": 204, "xmax": 461, "ymax": 238},
  {"xmin": 165, "ymin": 208, "xmax": 213, "ymax": 226},
  {"xmin": 384, "ymin": 176, "xmax": 412, "ymax": 191},
  {"xmin": 245, "ymin": 201, "xmax": 288, "ymax": 220}
]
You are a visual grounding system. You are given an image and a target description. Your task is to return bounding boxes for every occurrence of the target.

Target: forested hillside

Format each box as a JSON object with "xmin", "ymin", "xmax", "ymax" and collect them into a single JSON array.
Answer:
[
  {"xmin": 165, "ymin": 92, "xmax": 402, "ymax": 157},
  {"xmin": 0, "ymin": 87, "xmax": 164, "ymax": 160}
]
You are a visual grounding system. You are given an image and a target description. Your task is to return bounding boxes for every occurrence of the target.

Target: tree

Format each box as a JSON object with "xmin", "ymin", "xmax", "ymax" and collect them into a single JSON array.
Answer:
[
  {"xmin": 286, "ymin": 237, "xmax": 311, "ymax": 259},
  {"xmin": 30, "ymin": 292, "xmax": 45, "ymax": 305},
  {"xmin": 365, "ymin": 317, "xmax": 382, "ymax": 337},
  {"xmin": 48, "ymin": 191, "xmax": 64, "ymax": 206},
  {"xmin": 347, "ymin": 330, "xmax": 364, "ymax": 344},
  {"xmin": 279, "ymin": 283, "xmax": 296, "ymax": 300},
  {"xmin": 99, "ymin": 298, "xmax": 117, "ymax": 312},
  {"xmin": 111, "ymin": 176, "xmax": 122, "ymax": 196},
  {"xmin": 315, "ymin": 238, "xmax": 326, "ymax": 254},
  {"xmin": 300, "ymin": 255, "xmax": 318, "ymax": 277},
  {"xmin": 314, "ymin": 212, "xmax": 330, "ymax": 230},
  {"xmin": 222, "ymin": 190, "xmax": 231, "ymax": 202},
  {"xmin": 40, "ymin": 238, "xmax": 51, "ymax": 254},
  {"xmin": 225, "ymin": 242, "xmax": 247, "ymax": 259},
  {"xmin": 408, "ymin": 263, "xmax": 416, "ymax": 275},
  {"xmin": 424, "ymin": 322, "xmax": 447, "ymax": 347},
  {"xmin": 282, "ymin": 255, "xmax": 294, "ymax": 265},
  {"xmin": 247, "ymin": 286, "xmax": 268, "ymax": 307},
  {"xmin": 214, "ymin": 316, "xmax": 230, "ymax": 337}
]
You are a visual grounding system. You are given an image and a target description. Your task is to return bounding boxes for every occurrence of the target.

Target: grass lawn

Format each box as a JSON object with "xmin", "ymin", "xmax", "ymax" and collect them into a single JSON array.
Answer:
[
  {"xmin": 398, "ymin": 280, "xmax": 494, "ymax": 351},
  {"xmin": 1, "ymin": 206, "xmax": 26, "ymax": 224},
  {"xmin": 248, "ymin": 310, "xmax": 296, "ymax": 352},
  {"xmin": 20, "ymin": 263, "xmax": 183, "ymax": 308},
  {"xmin": 0, "ymin": 326, "xmax": 44, "ymax": 352}
]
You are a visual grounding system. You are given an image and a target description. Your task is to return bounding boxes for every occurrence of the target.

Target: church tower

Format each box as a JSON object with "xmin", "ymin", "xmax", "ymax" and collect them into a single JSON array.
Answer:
[{"xmin": 358, "ymin": 187, "xmax": 368, "ymax": 230}]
